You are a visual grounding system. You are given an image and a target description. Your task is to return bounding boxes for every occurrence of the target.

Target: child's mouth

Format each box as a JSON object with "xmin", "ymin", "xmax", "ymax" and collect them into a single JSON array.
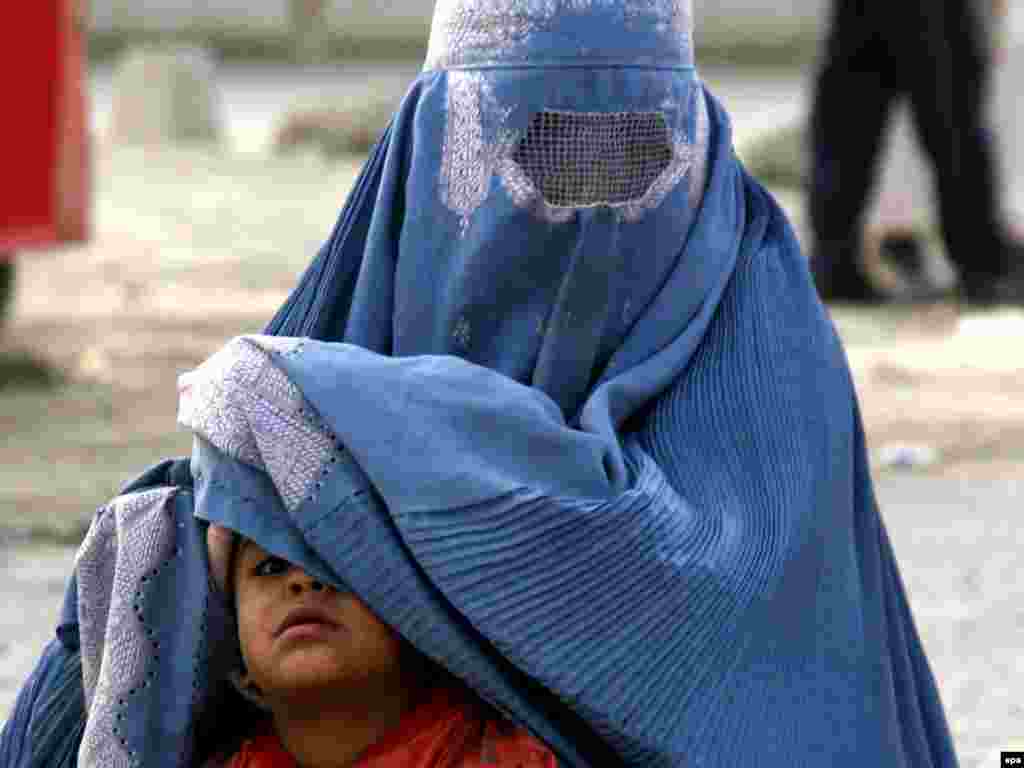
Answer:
[
  {"xmin": 279, "ymin": 621, "xmax": 338, "ymax": 642},
  {"xmin": 276, "ymin": 606, "xmax": 340, "ymax": 639}
]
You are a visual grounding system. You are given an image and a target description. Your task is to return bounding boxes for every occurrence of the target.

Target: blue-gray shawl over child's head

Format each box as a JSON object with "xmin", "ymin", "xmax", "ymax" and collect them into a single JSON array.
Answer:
[{"xmin": 3, "ymin": 3, "xmax": 958, "ymax": 768}]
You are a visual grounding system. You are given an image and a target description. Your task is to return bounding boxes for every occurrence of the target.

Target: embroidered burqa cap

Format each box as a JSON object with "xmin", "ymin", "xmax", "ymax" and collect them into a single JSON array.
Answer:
[{"xmin": 9, "ymin": 2, "xmax": 957, "ymax": 768}]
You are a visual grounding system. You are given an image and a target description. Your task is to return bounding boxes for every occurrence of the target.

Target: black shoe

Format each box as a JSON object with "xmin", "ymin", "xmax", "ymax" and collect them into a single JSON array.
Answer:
[
  {"xmin": 879, "ymin": 233, "xmax": 927, "ymax": 278},
  {"xmin": 961, "ymin": 244, "xmax": 1024, "ymax": 306},
  {"xmin": 961, "ymin": 271, "xmax": 1024, "ymax": 307},
  {"xmin": 877, "ymin": 233, "xmax": 955, "ymax": 303},
  {"xmin": 812, "ymin": 242, "xmax": 885, "ymax": 304}
]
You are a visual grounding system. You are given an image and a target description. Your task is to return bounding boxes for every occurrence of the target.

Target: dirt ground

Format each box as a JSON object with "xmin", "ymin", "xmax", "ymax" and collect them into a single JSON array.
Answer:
[{"xmin": 1, "ymin": 144, "xmax": 1022, "ymax": 540}]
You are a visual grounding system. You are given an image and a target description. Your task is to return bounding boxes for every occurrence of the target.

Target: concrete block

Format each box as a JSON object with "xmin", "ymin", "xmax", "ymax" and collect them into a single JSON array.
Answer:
[{"xmin": 108, "ymin": 45, "xmax": 223, "ymax": 146}]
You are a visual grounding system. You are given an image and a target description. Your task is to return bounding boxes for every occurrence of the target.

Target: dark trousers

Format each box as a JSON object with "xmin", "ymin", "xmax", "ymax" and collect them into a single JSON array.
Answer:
[{"xmin": 809, "ymin": 0, "xmax": 1009, "ymax": 283}]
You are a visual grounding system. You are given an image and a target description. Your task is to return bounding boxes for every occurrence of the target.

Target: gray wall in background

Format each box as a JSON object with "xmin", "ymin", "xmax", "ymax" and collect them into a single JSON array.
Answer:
[{"xmin": 89, "ymin": 0, "xmax": 828, "ymax": 45}]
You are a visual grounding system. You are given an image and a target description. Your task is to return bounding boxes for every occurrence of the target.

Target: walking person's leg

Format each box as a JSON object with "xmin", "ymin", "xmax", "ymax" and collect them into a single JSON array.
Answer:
[
  {"xmin": 906, "ymin": 0, "xmax": 1024, "ymax": 303},
  {"xmin": 809, "ymin": 0, "xmax": 900, "ymax": 301}
]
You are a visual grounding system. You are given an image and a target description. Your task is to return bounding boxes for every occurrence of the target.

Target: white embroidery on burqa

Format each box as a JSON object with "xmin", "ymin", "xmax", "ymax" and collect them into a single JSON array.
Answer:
[
  {"xmin": 622, "ymin": 0, "xmax": 692, "ymax": 40},
  {"xmin": 440, "ymin": 80, "xmax": 696, "ymax": 224},
  {"xmin": 424, "ymin": 0, "xmax": 693, "ymax": 70},
  {"xmin": 495, "ymin": 114, "xmax": 697, "ymax": 224},
  {"xmin": 253, "ymin": 336, "xmax": 308, "ymax": 358},
  {"xmin": 432, "ymin": 1, "xmax": 702, "ymax": 226},
  {"xmin": 177, "ymin": 342, "xmax": 273, "ymax": 470},
  {"xmin": 494, "ymin": 108, "xmax": 696, "ymax": 223},
  {"xmin": 441, "ymin": 71, "xmax": 495, "ymax": 235},
  {"xmin": 178, "ymin": 336, "xmax": 340, "ymax": 512},
  {"xmin": 619, "ymin": 134, "xmax": 696, "ymax": 222},
  {"xmin": 425, "ymin": 0, "xmax": 553, "ymax": 70},
  {"xmin": 77, "ymin": 488, "xmax": 177, "ymax": 768},
  {"xmin": 77, "ymin": 509, "xmax": 116, "ymax": 710},
  {"xmin": 511, "ymin": 111, "xmax": 674, "ymax": 206},
  {"xmin": 687, "ymin": 83, "xmax": 710, "ymax": 209}
]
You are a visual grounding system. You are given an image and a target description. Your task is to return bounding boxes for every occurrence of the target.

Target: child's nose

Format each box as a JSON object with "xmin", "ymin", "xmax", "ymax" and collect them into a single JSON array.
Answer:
[{"xmin": 287, "ymin": 567, "xmax": 326, "ymax": 594}]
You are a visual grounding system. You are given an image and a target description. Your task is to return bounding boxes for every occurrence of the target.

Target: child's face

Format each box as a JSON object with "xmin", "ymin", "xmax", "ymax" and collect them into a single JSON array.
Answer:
[{"xmin": 233, "ymin": 540, "xmax": 404, "ymax": 706}]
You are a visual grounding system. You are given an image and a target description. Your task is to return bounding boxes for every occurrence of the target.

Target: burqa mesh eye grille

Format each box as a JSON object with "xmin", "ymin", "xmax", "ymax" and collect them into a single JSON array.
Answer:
[{"xmin": 511, "ymin": 110, "xmax": 674, "ymax": 208}]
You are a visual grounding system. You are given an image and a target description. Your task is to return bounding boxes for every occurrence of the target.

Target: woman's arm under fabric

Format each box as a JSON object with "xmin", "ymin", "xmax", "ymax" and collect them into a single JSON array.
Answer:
[
  {"xmin": 182, "ymin": 190, "xmax": 956, "ymax": 767},
  {"xmin": 0, "ymin": 460, "xmax": 184, "ymax": 768},
  {"xmin": 0, "ymin": 458, "xmax": 244, "ymax": 768}
]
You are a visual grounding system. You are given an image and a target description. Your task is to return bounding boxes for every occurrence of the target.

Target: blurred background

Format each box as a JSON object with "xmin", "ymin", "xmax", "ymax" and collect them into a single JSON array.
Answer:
[{"xmin": 1, "ymin": 2, "xmax": 1021, "ymax": 764}]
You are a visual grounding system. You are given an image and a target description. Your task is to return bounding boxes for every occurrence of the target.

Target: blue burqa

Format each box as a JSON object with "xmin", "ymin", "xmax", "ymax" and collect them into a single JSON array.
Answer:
[{"xmin": 2, "ymin": 2, "xmax": 958, "ymax": 766}]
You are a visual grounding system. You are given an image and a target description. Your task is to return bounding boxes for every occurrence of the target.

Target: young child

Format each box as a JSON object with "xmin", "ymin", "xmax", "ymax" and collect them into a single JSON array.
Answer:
[{"xmin": 211, "ymin": 535, "xmax": 558, "ymax": 768}]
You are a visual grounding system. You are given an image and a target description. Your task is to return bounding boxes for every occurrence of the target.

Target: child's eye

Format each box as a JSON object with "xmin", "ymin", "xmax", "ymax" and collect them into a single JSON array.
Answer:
[{"xmin": 253, "ymin": 556, "xmax": 290, "ymax": 577}]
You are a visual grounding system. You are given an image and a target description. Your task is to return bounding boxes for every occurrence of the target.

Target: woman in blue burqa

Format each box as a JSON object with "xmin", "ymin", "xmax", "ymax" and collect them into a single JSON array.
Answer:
[{"xmin": 2, "ymin": 1, "xmax": 959, "ymax": 766}]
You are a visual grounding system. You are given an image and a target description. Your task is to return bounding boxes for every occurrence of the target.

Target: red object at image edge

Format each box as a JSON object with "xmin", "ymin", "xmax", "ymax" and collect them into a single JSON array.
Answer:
[{"xmin": 0, "ymin": 0, "xmax": 90, "ymax": 256}]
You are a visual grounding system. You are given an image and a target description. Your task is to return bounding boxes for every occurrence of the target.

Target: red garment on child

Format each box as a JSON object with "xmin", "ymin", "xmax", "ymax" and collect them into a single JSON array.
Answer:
[{"xmin": 225, "ymin": 687, "xmax": 557, "ymax": 768}]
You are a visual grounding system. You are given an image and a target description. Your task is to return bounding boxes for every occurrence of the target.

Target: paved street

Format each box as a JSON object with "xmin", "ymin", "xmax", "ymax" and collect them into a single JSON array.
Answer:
[{"xmin": 1, "ymin": 545, "xmax": 75, "ymax": 722}]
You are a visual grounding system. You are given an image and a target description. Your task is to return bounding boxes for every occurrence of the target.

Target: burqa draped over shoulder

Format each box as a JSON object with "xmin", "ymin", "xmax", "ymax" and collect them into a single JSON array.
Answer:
[{"xmin": 2, "ymin": 2, "xmax": 958, "ymax": 767}]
